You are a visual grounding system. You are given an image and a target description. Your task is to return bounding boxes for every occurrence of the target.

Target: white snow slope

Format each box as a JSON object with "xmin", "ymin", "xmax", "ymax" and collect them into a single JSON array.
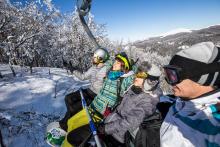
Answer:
[{"xmin": 0, "ymin": 64, "xmax": 89, "ymax": 147}]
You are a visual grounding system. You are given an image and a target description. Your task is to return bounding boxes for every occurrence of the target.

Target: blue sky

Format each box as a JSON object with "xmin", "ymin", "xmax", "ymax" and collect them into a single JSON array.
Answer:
[{"xmin": 11, "ymin": 0, "xmax": 220, "ymax": 42}]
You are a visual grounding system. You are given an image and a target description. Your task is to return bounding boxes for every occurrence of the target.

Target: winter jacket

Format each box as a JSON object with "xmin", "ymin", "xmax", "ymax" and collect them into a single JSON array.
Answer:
[
  {"xmin": 160, "ymin": 89, "xmax": 220, "ymax": 147},
  {"xmin": 104, "ymin": 85, "xmax": 162, "ymax": 143},
  {"xmin": 73, "ymin": 62, "xmax": 112, "ymax": 94},
  {"xmin": 90, "ymin": 71, "xmax": 134, "ymax": 115}
]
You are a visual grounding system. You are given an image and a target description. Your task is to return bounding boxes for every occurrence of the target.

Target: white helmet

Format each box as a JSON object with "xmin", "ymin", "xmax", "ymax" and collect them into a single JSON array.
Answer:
[
  {"xmin": 46, "ymin": 122, "xmax": 66, "ymax": 147},
  {"xmin": 93, "ymin": 48, "xmax": 109, "ymax": 63},
  {"xmin": 137, "ymin": 62, "xmax": 161, "ymax": 77},
  {"xmin": 143, "ymin": 64, "xmax": 161, "ymax": 91},
  {"xmin": 147, "ymin": 64, "xmax": 161, "ymax": 77}
]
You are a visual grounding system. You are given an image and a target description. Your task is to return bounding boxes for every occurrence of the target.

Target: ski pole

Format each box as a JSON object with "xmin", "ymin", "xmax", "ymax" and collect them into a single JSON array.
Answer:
[{"xmin": 79, "ymin": 89, "xmax": 102, "ymax": 147}]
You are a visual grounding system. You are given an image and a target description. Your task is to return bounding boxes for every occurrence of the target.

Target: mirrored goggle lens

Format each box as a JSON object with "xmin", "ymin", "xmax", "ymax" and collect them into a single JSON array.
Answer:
[
  {"xmin": 164, "ymin": 68, "xmax": 179, "ymax": 85},
  {"xmin": 136, "ymin": 72, "xmax": 148, "ymax": 79}
]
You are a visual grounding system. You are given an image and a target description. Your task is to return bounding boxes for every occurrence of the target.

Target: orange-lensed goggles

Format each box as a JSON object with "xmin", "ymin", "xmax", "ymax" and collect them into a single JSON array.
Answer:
[{"xmin": 135, "ymin": 72, "xmax": 148, "ymax": 79}]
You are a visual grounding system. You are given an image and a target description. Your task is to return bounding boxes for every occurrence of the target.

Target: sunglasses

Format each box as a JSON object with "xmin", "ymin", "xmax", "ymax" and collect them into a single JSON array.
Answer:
[{"xmin": 163, "ymin": 65, "xmax": 182, "ymax": 86}]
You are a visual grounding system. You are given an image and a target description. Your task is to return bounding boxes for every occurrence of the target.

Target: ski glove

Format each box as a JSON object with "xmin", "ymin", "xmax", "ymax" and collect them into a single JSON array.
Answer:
[
  {"xmin": 103, "ymin": 107, "xmax": 112, "ymax": 118},
  {"xmin": 97, "ymin": 123, "xmax": 105, "ymax": 135}
]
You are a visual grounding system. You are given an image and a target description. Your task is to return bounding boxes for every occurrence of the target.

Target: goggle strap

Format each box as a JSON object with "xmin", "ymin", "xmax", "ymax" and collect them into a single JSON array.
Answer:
[
  {"xmin": 147, "ymin": 75, "xmax": 159, "ymax": 81},
  {"xmin": 170, "ymin": 55, "xmax": 220, "ymax": 80},
  {"xmin": 183, "ymin": 62, "xmax": 220, "ymax": 80}
]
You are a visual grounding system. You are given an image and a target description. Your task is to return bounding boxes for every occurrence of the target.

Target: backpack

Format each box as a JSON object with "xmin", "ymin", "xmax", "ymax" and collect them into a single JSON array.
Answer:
[
  {"xmin": 125, "ymin": 112, "xmax": 163, "ymax": 147},
  {"xmin": 124, "ymin": 100, "xmax": 175, "ymax": 147}
]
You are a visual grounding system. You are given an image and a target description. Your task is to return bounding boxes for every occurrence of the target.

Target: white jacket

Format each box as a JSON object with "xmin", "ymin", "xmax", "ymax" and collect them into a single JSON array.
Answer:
[
  {"xmin": 73, "ymin": 64, "xmax": 109, "ymax": 94},
  {"xmin": 160, "ymin": 89, "xmax": 220, "ymax": 147}
]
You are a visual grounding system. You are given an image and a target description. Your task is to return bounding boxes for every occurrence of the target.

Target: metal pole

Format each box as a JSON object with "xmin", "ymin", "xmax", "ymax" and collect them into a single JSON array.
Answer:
[
  {"xmin": 77, "ymin": 0, "xmax": 100, "ymax": 49},
  {"xmin": 79, "ymin": 89, "xmax": 102, "ymax": 147},
  {"xmin": 78, "ymin": 13, "xmax": 100, "ymax": 49}
]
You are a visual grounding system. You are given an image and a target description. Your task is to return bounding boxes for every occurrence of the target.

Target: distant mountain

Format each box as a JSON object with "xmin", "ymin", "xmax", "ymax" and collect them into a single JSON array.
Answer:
[
  {"xmin": 132, "ymin": 25, "xmax": 220, "ymax": 56},
  {"xmin": 160, "ymin": 28, "xmax": 192, "ymax": 38}
]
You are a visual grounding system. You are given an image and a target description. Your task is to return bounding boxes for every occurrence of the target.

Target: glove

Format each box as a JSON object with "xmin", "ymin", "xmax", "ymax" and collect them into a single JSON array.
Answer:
[
  {"xmin": 97, "ymin": 123, "xmax": 105, "ymax": 134},
  {"xmin": 103, "ymin": 107, "xmax": 111, "ymax": 118},
  {"xmin": 70, "ymin": 66, "xmax": 77, "ymax": 74}
]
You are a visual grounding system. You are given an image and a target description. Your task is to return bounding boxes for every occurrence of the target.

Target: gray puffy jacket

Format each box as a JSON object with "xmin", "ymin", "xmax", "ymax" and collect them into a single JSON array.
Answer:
[
  {"xmin": 73, "ymin": 63, "xmax": 110, "ymax": 94},
  {"xmin": 104, "ymin": 85, "xmax": 162, "ymax": 143}
]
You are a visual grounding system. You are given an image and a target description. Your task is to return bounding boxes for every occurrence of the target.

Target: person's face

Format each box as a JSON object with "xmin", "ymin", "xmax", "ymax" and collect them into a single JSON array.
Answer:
[
  {"xmin": 92, "ymin": 54, "xmax": 99, "ymax": 64},
  {"xmin": 112, "ymin": 60, "xmax": 122, "ymax": 71},
  {"xmin": 172, "ymin": 79, "xmax": 198, "ymax": 99},
  {"xmin": 134, "ymin": 77, "xmax": 144, "ymax": 87}
]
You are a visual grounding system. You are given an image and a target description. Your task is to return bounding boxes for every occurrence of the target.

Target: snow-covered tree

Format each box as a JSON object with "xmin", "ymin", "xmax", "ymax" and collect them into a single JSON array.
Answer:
[
  {"xmin": 0, "ymin": 0, "xmax": 111, "ymax": 75},
  {"xmin": 0, "ymin": 0, "xmax": 60, "ymax": 74},
  {"xmin": 58, "ymin": 10, "xmax": 110, "ymax": 71}
]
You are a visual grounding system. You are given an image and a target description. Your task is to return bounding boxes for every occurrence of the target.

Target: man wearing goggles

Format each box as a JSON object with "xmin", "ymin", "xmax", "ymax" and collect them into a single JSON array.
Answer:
[{"xmin": 160, "ymin": 42, "xmax": 220, "ymax": 147}]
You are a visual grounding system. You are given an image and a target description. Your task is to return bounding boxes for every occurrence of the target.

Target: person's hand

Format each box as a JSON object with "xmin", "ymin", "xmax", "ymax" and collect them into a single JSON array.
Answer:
[
  {"xmin": 97, "ymin": 123, "xmax": 105, "ymax": 134},
  {"xmin": 103, "ymin": 107, "xmax": 111, "ymax": 118},
  {"xmin": 70, "ymin": 66, "xmax": 77, "ymax": 74}
]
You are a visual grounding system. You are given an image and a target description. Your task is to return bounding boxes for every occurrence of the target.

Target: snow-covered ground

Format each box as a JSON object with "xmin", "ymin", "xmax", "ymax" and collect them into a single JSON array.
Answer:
[
  {"xmin": 160, "ymin": 28, "xmax": 192, "ymax": 38},
  {"xmin": 0, "ymin": 64, "xmax": 89, "ymax": 147},
  {"xmin": 178, "ymin": 45, "xmax": 190, "ymax": 50}
]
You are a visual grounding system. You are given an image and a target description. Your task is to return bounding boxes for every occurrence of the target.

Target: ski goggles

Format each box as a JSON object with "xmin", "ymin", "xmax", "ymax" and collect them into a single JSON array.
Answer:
[
  {"xmin": 135, "ymin": 72, "xmax": 148, "ymax": 79},
  {"xmin": 136, "ymin": 72, "xmax": 160, "ymax": 81},
  {"xmin": 163, "ymin": 65, "xmax": 182, "ymax": 85},
  {"xmin": 93, "ymin": 54, "xmax": 103, "ymax": 63}
]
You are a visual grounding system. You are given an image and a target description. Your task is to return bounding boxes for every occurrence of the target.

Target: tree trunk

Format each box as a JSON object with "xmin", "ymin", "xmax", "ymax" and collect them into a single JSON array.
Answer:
[
  {"xmin": 0, "ymin": 130, "xmax": 5, "ymax": 147},
  {"xmin": 29, "ymin": 59, "xmax": 34, "ymax": 74},
  {"xmin": 30, "ymin": 65, "xmax": 33, "ymax": 74},
  {"xmin": 9, "ymin": 61, "xmax": 16, "ymax": 77},
  {"xmin": 0, "ymin": 72, "xmax": 3, "ymax": 78}
]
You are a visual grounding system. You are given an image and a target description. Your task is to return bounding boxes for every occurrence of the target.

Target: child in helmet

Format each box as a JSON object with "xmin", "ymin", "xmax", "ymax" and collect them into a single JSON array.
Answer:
[
  {"xmin": 59, "ymin": 48, "xmax": 111, "ymax": 131},
  {"xmin": 99, "ymin": 61, "xmax": 162, "ymax": 145},
  {"xmin": 160, "ymin": 42, "xmax": 220, "ymax": 147},
  {"xmin": 62, "ymin": 52, "xmax": 134, "ymax": 147}
]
